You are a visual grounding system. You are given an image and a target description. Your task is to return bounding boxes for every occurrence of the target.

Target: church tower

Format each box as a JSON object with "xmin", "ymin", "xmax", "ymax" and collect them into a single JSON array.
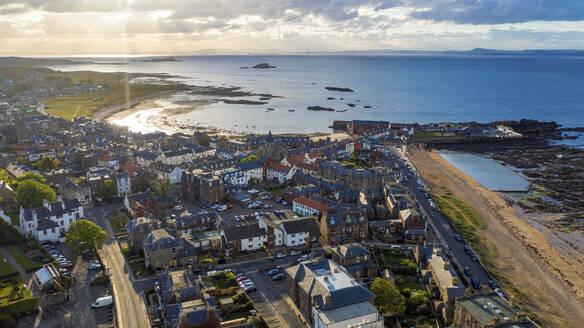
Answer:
[{"xmin": 15, "ymin": 110, "xmax": 27, "ymax": 143}]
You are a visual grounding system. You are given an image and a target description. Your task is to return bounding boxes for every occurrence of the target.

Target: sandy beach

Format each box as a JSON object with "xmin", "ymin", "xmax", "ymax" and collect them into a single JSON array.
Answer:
[
  {"xmin": 408, "ymin": 145, "xmax": 584, "ymax": 328},
  {"xmin": 92, "ymin": 89, "xmax": 181, "ymax": 122}
]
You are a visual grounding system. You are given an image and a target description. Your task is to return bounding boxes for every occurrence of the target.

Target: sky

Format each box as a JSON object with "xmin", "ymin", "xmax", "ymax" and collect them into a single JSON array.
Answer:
[{"xmin": 0, "ymin": 0, "xmax": 583, "ymax": 55}]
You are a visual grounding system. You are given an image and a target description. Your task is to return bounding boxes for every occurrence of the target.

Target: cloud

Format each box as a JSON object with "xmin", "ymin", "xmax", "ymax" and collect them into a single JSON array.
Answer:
[{"xmin": 409, "ymin": 0, "xmax": 584, "ymax": 24}]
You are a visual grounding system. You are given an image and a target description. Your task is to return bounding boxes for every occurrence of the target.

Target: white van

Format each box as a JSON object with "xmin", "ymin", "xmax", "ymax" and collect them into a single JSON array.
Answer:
[{"xmin": 91, "ymin": 296, "xmax": 113, "ymax": 309}]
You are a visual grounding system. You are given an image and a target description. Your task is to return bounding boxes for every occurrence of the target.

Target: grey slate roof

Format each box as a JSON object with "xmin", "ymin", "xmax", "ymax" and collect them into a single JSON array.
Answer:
[
  {"xmin": 222, "ymin": 224, "xmax": 266, "ymax": 242},
  {"xmin": 22, "ymin": 199, "xmax": 81, "ymax": 223},
  {"xmin": 280, "ymin": 217, "xmax": 320, "ymax": 234},
  {"xmin": 325, "ymin": 212, "xmax": 367, "ymax": 227},
  {"xmin": 336, "ymin": 244, "xmax": 371, "ymax": 259},
  {"xmin": 143, "ymin": 228, "xmax": 179, "ymax": 252}
]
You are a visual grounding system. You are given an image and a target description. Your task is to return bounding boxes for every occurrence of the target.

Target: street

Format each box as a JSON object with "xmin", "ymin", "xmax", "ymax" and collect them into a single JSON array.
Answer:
[{"xmin": 86, "ymin": 206, "xmax": 150, "ymax": 328}]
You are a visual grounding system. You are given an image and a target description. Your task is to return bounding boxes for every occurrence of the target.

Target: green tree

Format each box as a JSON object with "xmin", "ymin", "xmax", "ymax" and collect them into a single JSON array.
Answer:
[
  {"xmin": 152, "ymin": 179, "xmax": 171, "ymax": 197},
  {"xmin": 16, "ymin": 171, "xmax": 47, "ymax": 184},
  {"xmin": 0, "ymin": 169, "xmax": 15, "ymax": 185},
  {"xmin": 406, "ymin": 291, "xmax": 429, "ymax": 314},
  {"xmin": 241, "ymin": 155, "xmax": 259, "ymax": 163},
  {"xmin": 370, "ymin": 278, "xmax": 406, "ymax": 316},
  {"xmin": 65, "ymin": 219, "xmax": 108, "ymax": 255},
  {"xmin": 98, "ymin": 180, "xmax": 117, "ymax": 201},
  {"xmin": 15, "ymin": 179, "xmax": 56, "ymax": 209},
  {"xmin": 33, "ymin": 155, "xmax": 60, "ymax": 172}
]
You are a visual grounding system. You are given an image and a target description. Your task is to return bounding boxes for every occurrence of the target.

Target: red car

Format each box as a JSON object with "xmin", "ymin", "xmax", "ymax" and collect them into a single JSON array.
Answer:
[
  {"xmin": 226, "ymin": 205, "xmax": 235, "ymax": 210},
  {"xmin": 236, "ymin": 276, "xmax": 249, "ymax": 282}
]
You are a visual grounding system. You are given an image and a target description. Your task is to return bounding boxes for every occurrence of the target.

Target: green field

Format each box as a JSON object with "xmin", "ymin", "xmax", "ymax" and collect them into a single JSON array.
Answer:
[
  {"xmin": 5, "ymin": 246, "xmax": 38, "ymax": 272},
  {"xmin": 43, "ymin": 83, "xmax": 178, "ymax": 120},
  {"xmin": 0, "ymin": 260, "xmax": 18, "ymax": 280},
  {"xmin": 109, "ymin": 215, "xmax": 129, "ymax": 235}
]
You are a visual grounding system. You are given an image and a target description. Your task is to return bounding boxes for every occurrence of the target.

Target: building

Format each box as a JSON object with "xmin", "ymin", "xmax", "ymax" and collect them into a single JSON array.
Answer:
[
  {"xmin": 182, "ymin": 169, "xmax": 225, "ymax": 206},
  {"xmin": 319, "ymin": 211, "xmax": 368, "ymax": 245},
  {"xmin": 347, "ymin": 120, "xmax": 390, "ymax": 135},
  {"xmin": 238, "ymin": 160, "xmax": 263, "ymax": 184},
  {"xmin": 385, "ymin": 190, "xmax": 409, "ymax": 219},
  {"xmin": 124, "ymin": 192, "xmax": 156, "ymax": 217},
  {"xmin": 32, "ymin": 264, "xmax": 60, "ymax": 290},
  {"xmin": 453, "ymin": 293, "xmax": 532, "ymax": 328},
  {"xmin": 265, "ymin": 161, "xmax": 295, "ymax": 184},
  {"xmin": 143, "ymin": 228, "xmax": 198, "ymax": 269},
  {"xmin": 126, "ymin": 216, "xmax": 161, "ymax": 250},
  {"xmin": 399, "ymin": 208, "xmax": 427, "ymax": 243},
  {"xmin": 285, "ymin": 259, "xmax": 383, "ymax": 327},
  {"xmin": 292, "ymin": 196, "xmax": 332, "ymax": 217},
  {"xmin": 220, "ymin": 224, "xmax": 267, "ymax": 254},
  {"xmin": 427, "ymin": 247, "xmax": 466, "ymax": 324},
  {"xmin": 279, "ymin": 216, "xmax": 321, "ymax": 247},
  {"xmin": 19, "ymin": 199, "xmax": 84, "ymax": 243},
  {"xmin": 214, "ymin": 167, "xmax": 245, "ymax": 186},
  {"xmin": 113, "ymin": 171, "xmax": 132, "ymax": 197},
  {"xmin": 175, "ymin": 212, "xmax": 217, "ymax": 235},
  {"xmin": 332, "ymin": 243, "xmax": 378, "ymax": 282}
]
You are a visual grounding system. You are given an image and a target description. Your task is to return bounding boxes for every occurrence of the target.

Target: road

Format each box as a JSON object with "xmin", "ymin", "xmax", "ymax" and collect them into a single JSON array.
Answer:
[
  {"xmin": 86, "ymin": 207, "xmax": 150, "ymax": 328},
  {"xmin": 401, "ymin": 151, "xmax": 492, "ymax": 287}
]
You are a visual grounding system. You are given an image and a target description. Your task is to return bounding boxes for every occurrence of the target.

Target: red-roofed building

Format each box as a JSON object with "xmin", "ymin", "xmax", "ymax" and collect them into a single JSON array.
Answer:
[
  {"xmin": 292, "ymin": 196, "xmax": 332, "ymax": 216},
  {"xmin": 264, "ymin": 160, "xmax": 295, "ymax": 184}
]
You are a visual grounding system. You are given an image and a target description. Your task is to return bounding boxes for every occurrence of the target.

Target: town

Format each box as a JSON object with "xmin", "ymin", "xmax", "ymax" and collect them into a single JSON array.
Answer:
[{"xmin": 0, "ymin": 99, "xmax": 544, "ymax": 328}]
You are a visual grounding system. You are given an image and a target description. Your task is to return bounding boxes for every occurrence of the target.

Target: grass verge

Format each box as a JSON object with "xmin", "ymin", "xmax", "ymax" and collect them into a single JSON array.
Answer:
[{"xmin": 5, "ymin": 246, "xmax": 37, "ymax": 272}]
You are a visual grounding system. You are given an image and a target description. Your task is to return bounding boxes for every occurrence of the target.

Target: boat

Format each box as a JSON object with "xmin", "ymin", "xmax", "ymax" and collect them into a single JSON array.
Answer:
[
  {"xmin": 288, "ymin": 109, "xmax": 296, "ymax": 112},
  {"xmin": 267, "ymin": 108, "xmax": 275, "ymax": 111}
]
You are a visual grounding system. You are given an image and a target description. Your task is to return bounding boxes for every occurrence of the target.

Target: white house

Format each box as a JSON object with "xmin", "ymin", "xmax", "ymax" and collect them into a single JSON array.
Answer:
[
  {"xmin": 19, "ymin": 199, "xmax": 84, "ymax": 243},
  {"xmin": 278, "ymin": 217, "xmax": 320, "ymax": 247},
  {"xmin": 220, "ymin": 224, "xmax": 267, "ymax": 254},
  {"xmin": 238, "ymin": 160, "xmax": 263, "ymax": 184},
  {"xmin": 265, "ymin": 162, "xmax": 296, "ymax": 184},
  {"xmin": 157, "ymin": 149, "xmax": 195, "ymax": 165},
  {"xmin": 113, "ymin": 172, "xmax": 132, "ymax": 197},
  {"xmin": 27, "ymin": 149, "xmax": 56, "ymax": 162},
  {"xmin": 215, "ymin": 167, "xmax": 245, "ymax": 186},
  {"xmin": 292, "ymin": 196, "xmax": 332, "ymax": 217},
  {"xmin": 135, "ymin": 151, "xmax": 158, "ymax": 167},
  {"xmin": 258, "ymin": 217, "xmax": 283, "ymax": 246}
]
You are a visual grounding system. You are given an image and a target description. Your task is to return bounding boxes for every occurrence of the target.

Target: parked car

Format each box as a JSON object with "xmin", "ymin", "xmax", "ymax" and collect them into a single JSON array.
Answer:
[
  {"xmin": 239, "ymin": 280, "xmax": 254, "ymax": 287},
  {"xmin": 290, "ymin": 250, "xmax": 301, "ymax": 256},
  {"xmin": 271, "ymin": 273, "xmax": 285, "ymax": 281},
  {"xmin": 455, "ymin": 234, "xmax": 463, "ymax": 242},
  {"xmin": 236, "ymin": 276, "xmax": 249, "ymax": 282},
  {"xmin": 91, "ymin": 296, "xmax": 113, "ymax": 309},
  {"xmin": 263, "ymin": 204, "xmax": 272, "ymax": 209},
  {"xmin": 174, "ymin": 205, "xmax": 184, "ymax": 211},
  {"xmin": 276, "ymin": 253, "xmax": 286, "ymax": 258},
  {"xmin": 488, "ymin": 280, "xmax": 498, "ymax": 289},
  {"xmin": 471, "ymin": 277, "xmax": 481, "ymax": 290},
  {"xmin": 267, "ymin": 268, "xmax": 280, "ymax": 276},
  {"xmin": 298, "ymin": 254, "xmax": 310, "ymax": 262},
  {"xmin": 244, "ymin": 286, "xmax": 256, "ymax": 293},
  {"xmin": 464, "ymin": 245, "xmax": 472, "ymax": 255},
  {"xmin": 88, "ymin": 263, "xmax": 103, "ymax": 270},
  {"xmin": 471, "ymin": 254, "xmax": 479, "ymax": 262},
  {"xmin": 463, "ymin": 266, "xmax": 471, "ymax": 276}
]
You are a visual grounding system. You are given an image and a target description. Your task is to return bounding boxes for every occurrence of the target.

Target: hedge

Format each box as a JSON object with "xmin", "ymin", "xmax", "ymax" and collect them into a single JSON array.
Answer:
[
  {"xmin": 0, "ymin": 297, "xmax": 38, "ymax": 317},
  {"xmin": 89, "ymin": 274, "xmax": 109, "ymax": 286}
]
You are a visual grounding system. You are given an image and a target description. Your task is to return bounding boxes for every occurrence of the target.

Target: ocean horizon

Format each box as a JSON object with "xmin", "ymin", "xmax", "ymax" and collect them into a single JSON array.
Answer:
[{"xmin": 51, "ymin": 54, "xmax": 584, "ymax": 134}]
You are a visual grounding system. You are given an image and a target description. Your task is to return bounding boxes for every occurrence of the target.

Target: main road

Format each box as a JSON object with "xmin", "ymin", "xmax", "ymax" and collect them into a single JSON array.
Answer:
[{"xmin": 87, "ymin": 207, "xmax": 150, "ymax": 328}]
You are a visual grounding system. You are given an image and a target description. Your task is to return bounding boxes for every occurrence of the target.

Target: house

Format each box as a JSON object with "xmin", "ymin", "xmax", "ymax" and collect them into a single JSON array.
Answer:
[
  {"xmin": 124, "ymin": 192, "xmax": 156, "ymax": 217},
  {"xmin": 175, "ymin": 212, "xmax": 217, "ymax": 235},
  {"xmin": 113, "ymin": 171, "xmax": 132, "ymax": 197},
  {"xmin": 97, "ymin": 154, "xmax": 120, "ymax": 170},
  {"xmin": 214, "ymin": 167, "xmax": 245, "ymax": 186},
  {"xmin": 157, "ymin": 149, "xmax": 195, "ymax": 165},
  {"xmin": 157, "ymin": 269, "xmax": 220, "ymax": 328},
  {"xmin": 426, "ymin": 246, "xmax": 465, "ymax": 324},
  {"xmin": 135, "ymin": 151, "xmax": 158, "ymax": 167},
  {"xmin": 279, "ymin": 216, "xmax": 320, "ymax": 247},
  {"xmin": 265, "ymin": 160, "xmax": 295, "ymax": 184},
  {"xmin": 385, "ymin": 190, "xmax": 409, "ymax": 219},
  {"xmin": 453, "ymin": 293, "xmax": 532, "ymax": 328},
  {"xmin": 399, "ymin": 208, "xmax": 427, "ymax": 243},
  {"xmin": 285, "ymin": 259, "xmax": 383, "ymax": 327},
  {"xmin": 143, "ymin": 228, "xmax": 198, "ymax": 269},
  {"xmin": 237, "ymin": 160, "xmax": 263, "ymax": 184},
  {"xmin": 220, "ymin": 224, "xmax": 267, "ymax": 255},
  {"xmin": 347, "ymin": 120, "xmax": 389, "ymax": 135},
  {"xmin": 332, "ymin": 243, "xmax": 378, "ymax": 281},
  {"xmin": 126, "ymin": 216, "xmax": 161, "ymax": 250},
  {"xmin": 182, "ymin": 170, "xmax": 225, "ymax": 206},
  {"xmin": 19, "ymin": 198, "xmax": 84, "ymax": 243},
  {"xmin": 60, "ymin": 178, "xmax": 92, "ymax": 206},
  {"xmin": 292, "ymin": 196, "xmax": 332, "ymax": 217},
  {"xmin": 319, "ymin": 211, "xmax": 368, "ymax": 245}
]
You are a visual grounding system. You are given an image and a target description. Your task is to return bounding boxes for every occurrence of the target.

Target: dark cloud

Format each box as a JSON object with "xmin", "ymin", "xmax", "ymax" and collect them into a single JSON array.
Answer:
[{"xmin": 409, "ymin": 0, "xmax": 584, "ymax": 24}]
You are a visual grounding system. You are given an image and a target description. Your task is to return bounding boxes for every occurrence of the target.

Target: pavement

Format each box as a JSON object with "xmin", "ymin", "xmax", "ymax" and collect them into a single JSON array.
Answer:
[{"xmin": 86, "ymin": 206, "xmax": 151, "ymax": 328}]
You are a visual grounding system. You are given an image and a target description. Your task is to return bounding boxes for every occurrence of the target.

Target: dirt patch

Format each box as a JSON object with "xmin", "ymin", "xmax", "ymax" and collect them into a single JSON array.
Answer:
[{"xmin": 407, "ymin": 144, "xmax": 584, "ymax": 328}]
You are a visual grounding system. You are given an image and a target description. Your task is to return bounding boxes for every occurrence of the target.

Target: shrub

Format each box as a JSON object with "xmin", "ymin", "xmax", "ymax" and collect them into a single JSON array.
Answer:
[
  {"xmin": 89, "ymin": 274, "xmax": 109, "ymax": 286},
  {"xmin": 0, "ymin": 298, "xmax": 38, "ymax": 317}
]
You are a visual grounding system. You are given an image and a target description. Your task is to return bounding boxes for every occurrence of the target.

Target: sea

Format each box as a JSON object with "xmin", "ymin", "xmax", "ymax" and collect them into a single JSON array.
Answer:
[{"xmin": 50, "ymin": 55, "xmax": 584, "ymax": 135}]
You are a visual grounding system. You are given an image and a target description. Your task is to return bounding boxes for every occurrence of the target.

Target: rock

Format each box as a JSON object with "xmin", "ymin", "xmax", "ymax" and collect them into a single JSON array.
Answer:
[
  {"xmin": 240, "ymin": 66, "xmax": 249, "ymax": 69},
  {"xmin": 327, "ymin": 97, "xmax": 335, "ymax": 100},
  {"xmin": 347, "ymin": 103, "xmax": 356, "ymax": 107},
  {"xmin": 307, "ymin": 106, "xmax": 335, "ymax": 111},
  {"xmin": 364, "ymin": 105, "xmax": 372, "ymax": 109},
  {"xmin": 252, "ymin": 63, "xmax": 276, "ymax": 69},
  {"xmin": 259, "ymin": 97, "xmax": 271, "ymax": 100},
  {"xmin": 325, "ymin": 87, "xmax": 354, "ymax": 92}
]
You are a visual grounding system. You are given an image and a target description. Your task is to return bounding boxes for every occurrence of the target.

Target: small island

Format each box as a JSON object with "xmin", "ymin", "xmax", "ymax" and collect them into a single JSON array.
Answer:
[
  {"xmin": 326, "ymin": 86, "xmax": 354, "ymax": 92},
  {"xmin": 252, "ymin": 63, "xmax": 276, "ymax": 69},
  {"xmin": 307, "ymin": 105, "xmax": 335, "ymax": 111},
  {"xmin": 133, "ymin": 57, "xmax": 182, "ymax": 62}
]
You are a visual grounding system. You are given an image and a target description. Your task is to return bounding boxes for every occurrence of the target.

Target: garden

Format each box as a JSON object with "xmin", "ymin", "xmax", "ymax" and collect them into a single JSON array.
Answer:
[{"xmin": 109, "ymin": 215, "xmax": 129, "ymax": 235}]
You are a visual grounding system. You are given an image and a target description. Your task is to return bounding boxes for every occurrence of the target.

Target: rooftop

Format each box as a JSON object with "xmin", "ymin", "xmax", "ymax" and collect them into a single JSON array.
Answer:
[{"xmin": 457, "ymin": 293, "xmax": 531, "ymax": 327}]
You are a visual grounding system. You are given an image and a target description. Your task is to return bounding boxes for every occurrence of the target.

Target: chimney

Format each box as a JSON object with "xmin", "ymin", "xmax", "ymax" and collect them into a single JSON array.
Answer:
[
  {"xmin": 516, "ymin": 312, "xmax": 527, "ymax": 322},
  {"xmin": 443, "ymin": 261, "xmax": 450, "ymax": 270}
]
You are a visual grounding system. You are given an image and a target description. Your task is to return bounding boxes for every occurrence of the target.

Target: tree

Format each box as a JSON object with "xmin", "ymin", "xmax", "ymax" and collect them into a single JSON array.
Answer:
[
  {"xmin": 152, "ymin": 179, "xmax": 171, "ymax": 197},
  {"xmin": 16, "ymin": 171, "xmax": 46, "ymax": 184},
  {"xmin": 370, "ymin": 278, "xmax": 406, "ymax": 316},
  {"xmin": 0, "ymin": 169, "xmax": 15, "ymax": 185},
  {"xmin": 15, "ymin": 179, "xmax": 56, "ymax": 209},
  {"xmin": 406, "ymin": 291, "xmax": 429, "ymax": 314},
  {"xmin": 98, "ymin": 180, "xmax": 117, "ymax": 201},
  {"xmin": 65, "ymin": 219, "xmax": 108, "ymax": 255},
  {"xmin": 241, "ymin": 155, "xmax": 259, "ymax": 163},
  {"xmin": 32, "ymin": 155, "xmax": 60, "ymax": 172}
]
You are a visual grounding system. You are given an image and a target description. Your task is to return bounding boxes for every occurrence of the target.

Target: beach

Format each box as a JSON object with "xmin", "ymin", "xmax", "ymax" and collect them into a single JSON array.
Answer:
[{"xmin": 408, "ymin": 145, "xmax": 584, "ymax": 328}]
